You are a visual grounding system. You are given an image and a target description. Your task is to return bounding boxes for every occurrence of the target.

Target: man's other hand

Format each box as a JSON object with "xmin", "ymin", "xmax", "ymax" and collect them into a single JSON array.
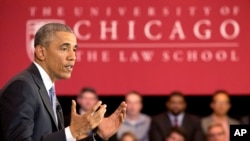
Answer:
[
  {"xmin": 69, "ymin": 100, "xmax": 106, "ymax": 139},
  {"xmin": 97, "ymin": 101, "xmax": 127, "ymax": 140}
]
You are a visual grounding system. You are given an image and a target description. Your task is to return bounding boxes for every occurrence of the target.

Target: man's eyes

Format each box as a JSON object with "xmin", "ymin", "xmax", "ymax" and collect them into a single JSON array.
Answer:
[
  {"xmin": 60, "ymin": 47, "xmax": 77, "ymax": 52},
  {"xmin": 61, "ymin": 47, "xmax": 67, "ymax": 51}
]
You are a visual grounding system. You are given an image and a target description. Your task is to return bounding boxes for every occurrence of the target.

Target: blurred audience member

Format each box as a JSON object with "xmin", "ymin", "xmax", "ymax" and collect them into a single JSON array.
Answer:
[
  {"xmin": 119, "ymin": 132, "xmax": 138, "ymax": 141},
  {"xmin": 64, "ymin": 87, "xmax": 99, "ymax": 126},
  {"xmin": 77, "ymin": 87, "xmax": 99, "ymax": 114},
  {"xmin": 165, "ymin": 127, "xmax": 187, "ymax": 141},
  {"xmin": 150, "ymin": 91, "xmax": 204, "ymax": 141},
  {"xmin": 240, "ymin": 115, "xmax": 250, "ymax": 124},
  {"xmin": 117, "ymin": 91, "xmax": 151, "ymax": 141},
  {"xmin": 201, "ymin": 90, "xmax": 239, "ymax": 141},
  {"xmin": 206, "ymin": 123, "xmax": 226, "ymax": 141}
]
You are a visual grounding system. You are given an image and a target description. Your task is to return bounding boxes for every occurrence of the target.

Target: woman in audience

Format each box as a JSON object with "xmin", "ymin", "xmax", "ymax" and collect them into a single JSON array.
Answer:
[
  {"xmin": 120, "ymin": 132, "xmax": 138, "ymax": 141},
  {"xmin": 165, "ymin": 127, "xmax": 187, "ymax": 141}
]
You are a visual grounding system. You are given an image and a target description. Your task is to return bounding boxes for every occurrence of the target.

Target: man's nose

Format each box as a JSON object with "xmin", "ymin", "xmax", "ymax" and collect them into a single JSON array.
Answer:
[{"xmin": 67, "ymin": 50, "xmax": 76, "ymax": 61}]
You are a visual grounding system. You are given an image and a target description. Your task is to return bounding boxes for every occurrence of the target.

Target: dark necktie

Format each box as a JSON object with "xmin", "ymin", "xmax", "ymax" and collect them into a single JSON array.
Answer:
[
  {"xmin": 49, "ymin": 86, "xmax": 58, "ymax": 125},
  {"xmin": 174, "ymin": 116, "xmax": 178, "ymax": 127}
]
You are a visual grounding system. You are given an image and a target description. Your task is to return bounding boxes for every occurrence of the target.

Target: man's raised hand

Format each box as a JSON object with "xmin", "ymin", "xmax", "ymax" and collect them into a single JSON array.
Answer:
[{"xmin": 69, "ymin": 100, "xmax": 106, "ymax": 139}]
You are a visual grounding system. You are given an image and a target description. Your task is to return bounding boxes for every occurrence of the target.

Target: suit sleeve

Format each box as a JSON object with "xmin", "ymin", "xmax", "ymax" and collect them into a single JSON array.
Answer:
[
  {"xmin": 192, "ymin": 119, "xmax": 206, "ymax": 141},
  {"xmin": 149, "ymin": 118, "xmax": 164, "ymax": 141},
  {"xmin": 0, "ymin": 80, "xmax": 66, "ymax": 141}
]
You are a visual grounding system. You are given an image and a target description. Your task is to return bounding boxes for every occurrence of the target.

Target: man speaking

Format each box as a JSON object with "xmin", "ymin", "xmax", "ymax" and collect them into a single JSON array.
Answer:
[{"xmin": 0, "ymin": 23, "xmax": 127, "ymax": 141}]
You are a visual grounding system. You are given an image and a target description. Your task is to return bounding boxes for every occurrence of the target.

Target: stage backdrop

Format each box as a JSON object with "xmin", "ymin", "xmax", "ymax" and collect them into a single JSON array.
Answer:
[{"xmin": 0, "ymin": 0, "xmax": 250, "ymax": 96}]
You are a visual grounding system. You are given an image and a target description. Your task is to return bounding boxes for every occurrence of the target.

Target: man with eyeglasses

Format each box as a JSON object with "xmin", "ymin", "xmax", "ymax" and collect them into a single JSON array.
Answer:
[
  {"xmin": 206, "ymin": 123, "xmax": 226, "ymax": 141},
  {"xmin": 201, "ymin": 90, "xmax": 239, "ymax": 141}
]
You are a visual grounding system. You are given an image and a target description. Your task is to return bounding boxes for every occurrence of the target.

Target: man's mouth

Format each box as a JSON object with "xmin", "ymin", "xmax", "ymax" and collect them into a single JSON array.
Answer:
[{"xmin": 65, "ymin": 65, "xmax": 74, "ymax": 72}]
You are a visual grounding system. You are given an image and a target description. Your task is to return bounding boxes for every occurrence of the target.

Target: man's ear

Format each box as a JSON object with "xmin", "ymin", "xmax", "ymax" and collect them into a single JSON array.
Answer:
[
  {"xmin": 166, "ymin": 101, "xmax": 169, "ymax": 109},
  {"xmin": 76, "ymin": 96, "xmax": 80, "ymax": 104},
  {"xmin": 183, "ymin": 102, "xmax": 187, "ymax": 110},
  {"xmin": 228, "ymin": 102, "xmax": 231, "ymax": 110},
  {"xmin": 34, "ymin": 45, "xmax": 46, "ymax": 61},
  {"xmin": 210, "ymin": 102, "xmax": 214, "ymax": 110}
]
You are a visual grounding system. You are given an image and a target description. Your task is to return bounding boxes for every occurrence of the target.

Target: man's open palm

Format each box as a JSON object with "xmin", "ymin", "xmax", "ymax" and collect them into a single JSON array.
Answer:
[{"xmin": 97, "ymin": 102, "xmax": 127, "ymax": 140}]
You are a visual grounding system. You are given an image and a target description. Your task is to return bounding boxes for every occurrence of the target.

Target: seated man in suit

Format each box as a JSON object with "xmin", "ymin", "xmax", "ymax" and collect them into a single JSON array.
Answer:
[
  {"xmin": 206, "ymin": 123, "xmax": 226, "ymax": 141},
  {"xmin": 201, "ymin": 90, "xmax": 239, "ymax": 141},
  {"xmin": 149, "ymin": 91, "xmax": 204, "ymax": 141},
  {"xmin": 0, "ymin": 23, "xmax": 126, "ymax": 141}
]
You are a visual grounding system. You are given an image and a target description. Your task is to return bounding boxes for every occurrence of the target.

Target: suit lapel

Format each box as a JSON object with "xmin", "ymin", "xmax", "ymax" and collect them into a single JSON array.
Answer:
[
  {"xmin": 28, "ymin": 64, "xmax": 59, "ymax": 130},
  {"xmin": 163, "ymin": 113, "xmax": 172, "ymax": 136},
  {"xmin": 39, "ymin": 88, "xmax": 59, "ymax": 130},
  {"xmin": 182, "ymin": 114, "xmax": 190, "ymax": 132}
]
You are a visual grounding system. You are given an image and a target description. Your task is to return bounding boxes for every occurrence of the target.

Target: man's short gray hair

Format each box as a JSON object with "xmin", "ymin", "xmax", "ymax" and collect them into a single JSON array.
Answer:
[{"xmin": 34, "ymin": 23, "xmax": 73, "ymax": 47}]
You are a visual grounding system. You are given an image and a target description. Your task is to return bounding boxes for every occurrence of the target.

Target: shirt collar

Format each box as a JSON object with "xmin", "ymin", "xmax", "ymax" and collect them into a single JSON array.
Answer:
[
  {"xmin": 33, "ymin": 62, "xmax": 54, "ymax": 92},
  {"xmin": 124, "ymin": 114, "xmax": 145, "ymax": 125},
  {"xmin": 168, "ymin": 112, "xmax": 185, "ymax": 120},
  {"xmin": 211, "ymin": 114, "xmax": 228, "ymax": 123}
]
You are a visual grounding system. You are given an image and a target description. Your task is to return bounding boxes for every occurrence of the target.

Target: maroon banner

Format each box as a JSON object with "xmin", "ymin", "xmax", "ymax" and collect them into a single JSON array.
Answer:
[{"xmin": 1, "ymin": 0, "xmax": 250, "ymax": 95}]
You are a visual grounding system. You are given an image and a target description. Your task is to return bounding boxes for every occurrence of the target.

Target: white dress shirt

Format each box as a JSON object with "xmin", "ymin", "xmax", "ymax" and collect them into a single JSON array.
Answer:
[
  {"xmin": 168, "ymin": 112, "xmax": 185, "ymax": 127},
  {"xmin": 34, "ymin": 62, "xmax": 76, "ymax": 141}
]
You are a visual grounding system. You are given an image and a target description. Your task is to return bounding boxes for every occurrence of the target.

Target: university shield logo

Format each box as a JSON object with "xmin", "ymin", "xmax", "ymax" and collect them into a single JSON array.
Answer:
[{"xmin": 26, "ymin": 19, "xmax": 65, "ymax": 61}]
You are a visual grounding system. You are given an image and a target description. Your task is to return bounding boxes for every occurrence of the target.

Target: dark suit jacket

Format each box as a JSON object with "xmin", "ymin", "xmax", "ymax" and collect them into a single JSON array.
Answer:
[
  {"xmin": 149, "ymin": 112, "xmax": 205, "ymax": 141},
  {"xmin": 0, "ymin": 64, "xmax": 103, "ymax": 141}
]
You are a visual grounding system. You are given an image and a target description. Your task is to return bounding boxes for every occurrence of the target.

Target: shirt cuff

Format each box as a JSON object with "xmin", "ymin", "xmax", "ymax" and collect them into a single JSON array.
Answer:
[{"xmin": 65, "ymin": 126, "xmax": 76, "ymax": 141}]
